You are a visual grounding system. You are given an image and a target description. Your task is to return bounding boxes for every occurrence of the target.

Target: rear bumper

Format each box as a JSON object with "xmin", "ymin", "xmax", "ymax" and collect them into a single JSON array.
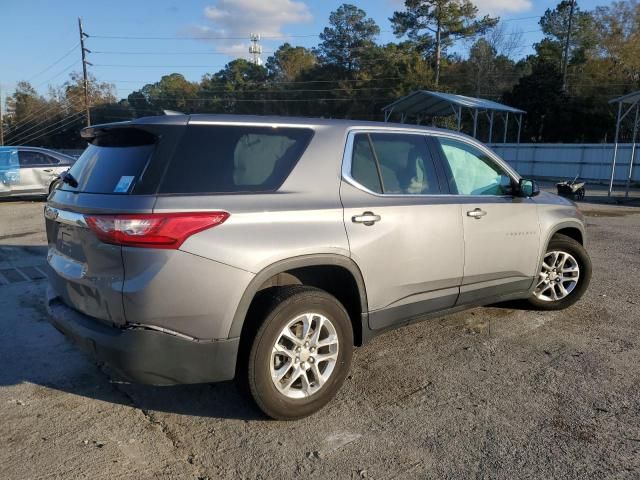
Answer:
[{"xmin": 46, "ymin": 287, "xmax": 239, "ymax": 385}]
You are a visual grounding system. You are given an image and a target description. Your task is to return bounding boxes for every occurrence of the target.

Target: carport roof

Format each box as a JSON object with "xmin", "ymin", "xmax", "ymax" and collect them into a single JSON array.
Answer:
[
  {"xmin": 609, "ymin": 90, "xmax": 640, "ymax": 105},
  {"xmin": 383, "ymin": 90, "xmax": 526, "ymax": 117}
]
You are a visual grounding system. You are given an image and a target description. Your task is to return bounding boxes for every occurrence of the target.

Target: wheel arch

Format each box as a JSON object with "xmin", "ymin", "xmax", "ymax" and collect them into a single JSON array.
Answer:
[
  {"xmin": 229, "ymin": 254, "xmax": 369, "ymax": 345},
  {"xmin": 533, "ymin": 221, "xmax": 586, "ymax": 292}
]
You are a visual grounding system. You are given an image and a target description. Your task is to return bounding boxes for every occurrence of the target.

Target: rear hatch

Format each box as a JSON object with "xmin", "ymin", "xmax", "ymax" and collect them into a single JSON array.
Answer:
[{"xmin": 45, "ymin": 119, "xmax": 186, "ymax": 325}]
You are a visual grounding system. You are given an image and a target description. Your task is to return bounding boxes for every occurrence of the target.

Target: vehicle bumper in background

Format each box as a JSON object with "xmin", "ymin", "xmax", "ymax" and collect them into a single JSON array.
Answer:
[{"xmin": 46, "ymin": 287, "xmax": 239, "ymax": 385}]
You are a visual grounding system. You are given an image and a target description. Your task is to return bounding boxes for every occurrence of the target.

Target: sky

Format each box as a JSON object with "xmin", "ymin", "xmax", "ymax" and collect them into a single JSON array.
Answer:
[{"xmin": 1, "ymin": 0, "xmax": 606, "ymax": 103}]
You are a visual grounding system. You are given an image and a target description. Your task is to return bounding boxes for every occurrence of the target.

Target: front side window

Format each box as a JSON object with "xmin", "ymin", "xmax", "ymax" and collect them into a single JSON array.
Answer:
[
  {"xmin": 437, "ymin": 137, "xmax": 512, "ymax": 196},
  {"xmin": 349, "ymin": 133, "xmax": 440, "ymax": 195}
]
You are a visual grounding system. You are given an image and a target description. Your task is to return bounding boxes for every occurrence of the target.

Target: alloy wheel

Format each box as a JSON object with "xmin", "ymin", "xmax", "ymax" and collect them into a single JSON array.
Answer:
[
  {"xmin": 270, "ymin": 313, "xmax": 339, "ymax": 399},
  {"xmin": 533, "ymin": 250, "xmax": 580, "ymax": 302}
]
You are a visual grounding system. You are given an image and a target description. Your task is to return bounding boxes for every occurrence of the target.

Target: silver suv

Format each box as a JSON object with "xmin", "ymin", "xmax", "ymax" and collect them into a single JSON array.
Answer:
[{"xmin": 45, "ymin": 115, "xmax": 592, "ymax": 419}]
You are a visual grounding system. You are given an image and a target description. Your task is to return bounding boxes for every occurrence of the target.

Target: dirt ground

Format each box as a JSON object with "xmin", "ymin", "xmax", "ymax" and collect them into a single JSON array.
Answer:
[{"xmin": 0, "ymin": 197, "xmax": 639, "ymax": 479}]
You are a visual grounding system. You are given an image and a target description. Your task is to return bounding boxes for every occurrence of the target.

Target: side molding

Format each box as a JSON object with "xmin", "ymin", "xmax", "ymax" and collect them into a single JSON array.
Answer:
[{"xmin": 227, "ymin": 254, "xmax": 369, "ymax": 339}]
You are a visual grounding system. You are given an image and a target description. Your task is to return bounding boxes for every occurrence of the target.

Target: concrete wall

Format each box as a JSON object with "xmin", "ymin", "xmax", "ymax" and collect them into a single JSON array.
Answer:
[{"xmin": 489, "ymin": 143, "xmax": 639, "ymax": 185}]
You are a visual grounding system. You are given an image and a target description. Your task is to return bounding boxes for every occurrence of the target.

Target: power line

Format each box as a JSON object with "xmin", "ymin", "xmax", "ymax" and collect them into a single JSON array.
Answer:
[
  {"xmin": 32, "ymin": 60, "xmax": 80, "ymax": 90},
  {"xmin": 89, "ymin": 31, "xmax": 361, "ymax": 41},
  {"xmin": 25, "ymin": 42, "xmax": 80, "ymax": 83},
  {"xmin": 92, "ymin": 50, "xmax": 277, "ymax": 55},
  {"xmin": 4, "ymin": 95, "xmax": 83, "ymax": 135},
  {"xmin": 11, "ymin": 111, "xmax": 86, "ymax": 146},
  {"xmin": 501, "ymin": 16, "xmax": 542, "ymax": 22},
  {"xmin": 18, "ymin": 113, "xmax": 87, "ymax": 146},
  {"xmin": 6, "ymin": 99, "xmax": 85, "ymax": 144}
]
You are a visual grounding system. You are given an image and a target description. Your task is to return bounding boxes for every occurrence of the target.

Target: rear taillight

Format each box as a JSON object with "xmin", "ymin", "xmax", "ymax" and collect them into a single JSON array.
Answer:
[{"xmin": 84, "ymin": 212, "xmax": 229, "ymax": 249}]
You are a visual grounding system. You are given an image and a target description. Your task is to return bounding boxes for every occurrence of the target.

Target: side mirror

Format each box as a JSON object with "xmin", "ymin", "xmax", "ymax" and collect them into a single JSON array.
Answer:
[{"xmin": 519, "ymin": 178, "xmax": 540, "ymax": 197}]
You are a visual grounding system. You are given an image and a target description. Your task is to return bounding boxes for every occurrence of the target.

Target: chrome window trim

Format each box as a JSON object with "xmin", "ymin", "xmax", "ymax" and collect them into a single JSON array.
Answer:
[
  {"xmin": 341, "ymin": 128, "xmax": 520, "ymax": 199},
  {"xmin": 188, "ymin": 120, "xmax": 317, "ymax": 129}
]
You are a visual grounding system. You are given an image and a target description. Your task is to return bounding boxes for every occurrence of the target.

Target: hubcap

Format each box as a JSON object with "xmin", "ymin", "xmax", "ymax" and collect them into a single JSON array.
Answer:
[
  {"xmin": 534, "ymin": 250, "xmax": 580, "ymax": 302},
  {"xmin": 270, "ymin": 313, "xmax": 339, "ymax": 399}
]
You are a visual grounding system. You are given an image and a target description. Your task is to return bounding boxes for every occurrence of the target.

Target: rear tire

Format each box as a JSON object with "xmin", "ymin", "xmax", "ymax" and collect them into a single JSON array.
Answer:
[
  {"xmin": 527, "ymin": 234, "xmax": 592, "ymax": 310},
  {"xmin": 245, "ymin": 286, "xmax": 353, "ymax": 420}
]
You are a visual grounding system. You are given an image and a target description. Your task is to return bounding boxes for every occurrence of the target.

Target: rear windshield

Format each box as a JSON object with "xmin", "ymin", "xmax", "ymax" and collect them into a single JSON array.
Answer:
[
  {"xmin": 60, "ymin": 129, "xmax": 156, "ymax": 194},
  {"xmin": 158, "ymin": 125, "xmax": 313, "ymax": 194}
]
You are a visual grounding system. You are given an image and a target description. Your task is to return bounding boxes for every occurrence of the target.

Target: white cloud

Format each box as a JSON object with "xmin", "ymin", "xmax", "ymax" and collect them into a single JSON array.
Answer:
[
  {"xmin": 473, "ymin": 0, "xmax": 533, "ymax": 15},
  {"xmin": 187, "ymin": 0, "xmax": 313, "ymax": 57}
]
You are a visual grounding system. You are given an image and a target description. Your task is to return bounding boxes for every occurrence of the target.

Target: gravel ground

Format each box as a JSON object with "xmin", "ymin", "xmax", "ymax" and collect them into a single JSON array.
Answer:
[{"xmin": 0, "ymin": 197, "xmax": 639, "ymax": 479}]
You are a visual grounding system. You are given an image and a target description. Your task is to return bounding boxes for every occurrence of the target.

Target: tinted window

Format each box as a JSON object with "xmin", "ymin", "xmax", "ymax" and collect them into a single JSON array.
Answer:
[
  {"xmin": 350, "ymin": 133, "xmax": 440, "ymax": 195},
  {"xmin": 60, "ymin": 128, "xmax": 157, "ymax": 194},
  {"xmin": 61, "ymin": 145, "xmax": 155, "ymax": 195},
  {"xmin": 351, "ymin": 134, "xmax": 382, "ymax": 193},
  {"xmin": 437, "ymin": 137, "xmax": 512, "ymax": 196},
  {"xmin": 18, "ymin": 151, "xmax": 58, "ymax": 167},
  {"xmin": 159, "ymin": 125, "xmax": 313, "ymax": 194}
]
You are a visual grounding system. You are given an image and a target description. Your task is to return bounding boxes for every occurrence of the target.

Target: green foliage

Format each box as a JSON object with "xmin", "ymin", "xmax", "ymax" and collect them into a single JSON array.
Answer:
[
  {"xmin": 537, "ymin": 1, "xmax": 597, "ymax": 67},
  {"xmin": 266, "ymin": 43, "xmax": 317, "ymax": 81},
  {"xmin": 391, "ymin": 0, "xmax": 498, "ymax": 84},
  {"xmin": 318, "ymin": 3, "xmax": 380, "ymax": 72}
]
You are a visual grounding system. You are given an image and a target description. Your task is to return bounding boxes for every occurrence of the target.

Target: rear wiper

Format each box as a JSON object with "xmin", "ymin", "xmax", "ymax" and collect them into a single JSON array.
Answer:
[{"xmin": 61, "ymin": 170, "xmax": 78, "ymax": 188}]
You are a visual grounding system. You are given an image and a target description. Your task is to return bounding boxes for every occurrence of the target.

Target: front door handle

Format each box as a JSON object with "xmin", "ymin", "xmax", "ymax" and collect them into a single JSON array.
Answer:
[
  {"xmin": 352, "ymin": 211, "xmax": 381, "ymax": 226},
  {"xmin": 467, "ymin": 208, "xmax": 487, "ymax": 219},
  {"xmin": 43, "ymin": 169, "xmax": 53, "ymax": 173}
]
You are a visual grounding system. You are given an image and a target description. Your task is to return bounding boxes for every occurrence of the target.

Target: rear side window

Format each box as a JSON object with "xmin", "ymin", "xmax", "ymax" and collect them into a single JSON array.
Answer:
[
  {"xmin": 60, "ymin": 128, "xmax": 156, "ymax": 194},
  {"xmin": 19, "ymin": 151, "xmax": 59, "ymax": 167},
  {"xmin": 350, "ymin": 133, "xmax": 441, "ymax": 195},
  {"xmin": 159, "ymin": 125, "xmax": 313, "ymax": 194},
  {"xmin": 351, "ymin": 135, "xmax": 382, "ymax": 194}
]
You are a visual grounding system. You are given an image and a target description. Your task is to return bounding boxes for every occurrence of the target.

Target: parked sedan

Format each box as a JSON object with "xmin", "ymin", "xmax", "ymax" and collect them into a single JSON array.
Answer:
[{"xmin": 0, "ymin": 146, "xmax": 76, "ymax": 198}]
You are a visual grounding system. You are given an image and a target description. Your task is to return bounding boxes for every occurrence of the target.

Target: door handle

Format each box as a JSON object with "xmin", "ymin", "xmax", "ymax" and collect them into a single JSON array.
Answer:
[
  {"xmin": 467, "ymin": 208, "xmax": 487, "ymax": 219},
  {"xmin": 352, "ymin": 211, "xmax": 381, "ymax": 226},
  {"xmin": 43, "ymin": 169, "xmax": 53, "ymax": 173}
]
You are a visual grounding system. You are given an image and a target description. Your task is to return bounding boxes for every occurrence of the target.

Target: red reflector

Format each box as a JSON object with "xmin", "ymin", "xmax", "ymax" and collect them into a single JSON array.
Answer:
[{"xmin": 85, "ymin": 212, "xmax": 229, "ymax": 249}]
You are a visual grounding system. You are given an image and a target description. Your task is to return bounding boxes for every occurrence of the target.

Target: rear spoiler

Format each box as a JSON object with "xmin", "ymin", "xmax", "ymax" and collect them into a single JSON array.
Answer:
[{"xmin": 81, "ymin": 115, "xmax": 189, "ymax": 143}]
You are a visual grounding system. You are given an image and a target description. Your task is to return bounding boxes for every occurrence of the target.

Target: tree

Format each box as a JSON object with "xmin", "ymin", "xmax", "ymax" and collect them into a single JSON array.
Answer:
[
  {"xmin": 318, "ymin": 4, "xmax": 380, "ymax": 73},
  {"xmin": 62, "ymin": 72, "xmax": 117, "ymax": 115},
  {"xmin": 391, "ymin": 0, "xmax": 498, "ymax": 86},
  {"xmin": 200, "ymin": 60, "xmax": 268, "ymax": 114},
  {"xmin": 593, "ymin": 0, "xmax": 640, "ymax": 82},
  {"xmin": 266, "ymin": 43, "xmax": 317, "ymax": 82},
  {"xmin": 538, "ymin": 1, "xmax": 596, "ymax": 70}
]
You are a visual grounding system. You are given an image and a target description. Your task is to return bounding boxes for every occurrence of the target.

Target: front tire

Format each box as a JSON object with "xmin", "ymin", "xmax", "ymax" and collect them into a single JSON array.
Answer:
[
  {"xmin": 527, "ymin": 234, "xmax": 592, "ymax": 310},
  {"xmin": 246, "ymin": 286, "xmax": 353, "ymax": 420}
]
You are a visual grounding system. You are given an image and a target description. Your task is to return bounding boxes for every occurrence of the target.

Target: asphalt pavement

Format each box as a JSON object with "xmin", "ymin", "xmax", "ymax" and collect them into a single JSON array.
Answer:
[{"xmin": 0, "ymin": 197, "xmax": 639, "ymax": 479}]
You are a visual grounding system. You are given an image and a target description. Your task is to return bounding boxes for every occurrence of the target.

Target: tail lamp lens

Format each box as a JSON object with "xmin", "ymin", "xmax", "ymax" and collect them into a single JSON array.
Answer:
[{"xmin": 84, "ymin": 212, "xmax": 229, "ymax": 249}]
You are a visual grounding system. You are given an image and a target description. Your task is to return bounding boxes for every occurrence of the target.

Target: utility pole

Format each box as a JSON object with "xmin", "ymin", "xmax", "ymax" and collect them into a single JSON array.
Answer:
[
  {"xmin": 562, "ymin": 0, "xmax": 576, "ymax": 92},
  {"xmin": 78, "ymin": 17, "xmax": 92, "ymax": 126}
]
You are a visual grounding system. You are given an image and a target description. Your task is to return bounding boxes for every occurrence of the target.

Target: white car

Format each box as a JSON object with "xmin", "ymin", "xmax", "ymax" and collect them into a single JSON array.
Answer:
[{"xmin": 0, "ymin": 146, "xmax": 75, "ymax": 197}]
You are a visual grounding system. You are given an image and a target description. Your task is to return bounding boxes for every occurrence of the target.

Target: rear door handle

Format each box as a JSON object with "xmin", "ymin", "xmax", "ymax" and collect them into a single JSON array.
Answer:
[
  {"xmin": 467, "ymin": 208, "xmax": 487, "ymax": 219},
  {"xmin": 43, "ymin": 169, "xmax": 53, "ymax": 173},
  {"xmin": 352, "ymin": 211, "xmax": 381, "ymax": 226}
]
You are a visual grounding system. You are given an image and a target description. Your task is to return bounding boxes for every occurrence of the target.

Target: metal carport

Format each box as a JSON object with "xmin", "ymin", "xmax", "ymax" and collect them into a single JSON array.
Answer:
[
  {"xmin": 608, "ymin": 91, "xmax": 640, "ymax": 197},
  {"xmin": 383, "ymin": 90, "xmax": 526, "ymax": 143}
]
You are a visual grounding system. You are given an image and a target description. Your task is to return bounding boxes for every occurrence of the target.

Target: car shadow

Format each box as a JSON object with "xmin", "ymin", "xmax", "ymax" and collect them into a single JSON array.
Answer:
[
  {"xmin": 0, "ymin": 244, "xmax": 265, "ymax": 421},
  {"xmin": 0, "ymin": 242, "xmax": 549, "ymax": 421}
]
